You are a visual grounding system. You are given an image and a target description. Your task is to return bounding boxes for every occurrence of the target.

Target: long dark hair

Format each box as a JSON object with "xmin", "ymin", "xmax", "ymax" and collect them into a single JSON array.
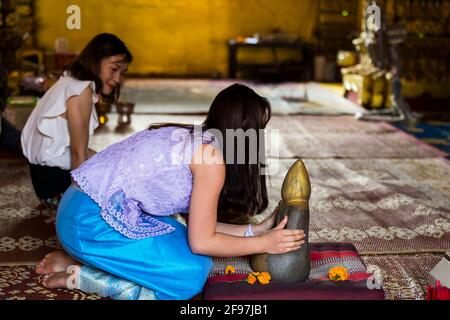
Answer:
[
  {"xmin": 150, "ymin": 83, "xmax": 271, "ymax": 223},
  {"xmin": 65, "ymin": 33, "xmax": 132, "ymax": 102}
]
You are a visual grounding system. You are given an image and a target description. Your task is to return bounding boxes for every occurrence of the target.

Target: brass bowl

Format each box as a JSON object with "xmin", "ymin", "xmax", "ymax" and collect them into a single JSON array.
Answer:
[
  {"xmin": 95, "ymin": 101, "xmax": 112, "ymax": 125},
  {"xmin": 116, "ymin": 102, "xmax": 134, "ymax": 114}
]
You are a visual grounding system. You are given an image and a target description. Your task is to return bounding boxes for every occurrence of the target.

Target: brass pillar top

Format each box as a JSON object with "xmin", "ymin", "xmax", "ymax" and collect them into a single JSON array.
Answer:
[{"xmin": 281, "ymin": 159, "xmax": 311, "ymax": 203}]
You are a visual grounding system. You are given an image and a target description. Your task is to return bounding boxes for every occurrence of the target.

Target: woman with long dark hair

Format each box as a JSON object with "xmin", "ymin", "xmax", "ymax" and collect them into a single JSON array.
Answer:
[
  {"xmin": 21, "ymin": 33, "xmax": 132, "ymax": 210},
  {"xmin": 35, "ymin": 84, "xmax": 306, "ymax": 300}
]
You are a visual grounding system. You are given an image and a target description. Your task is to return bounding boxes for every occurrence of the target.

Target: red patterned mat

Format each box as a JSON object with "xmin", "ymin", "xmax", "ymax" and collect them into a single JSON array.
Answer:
[{"xmin": 204, "ymin": 243, "xmax": 384, "ymax": 300}]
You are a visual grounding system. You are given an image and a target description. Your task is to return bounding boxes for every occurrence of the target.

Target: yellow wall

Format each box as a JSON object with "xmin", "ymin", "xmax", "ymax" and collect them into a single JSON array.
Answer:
[{"xmin": 35, "ymin": 0, "xmax": 318, "ymax": 76}]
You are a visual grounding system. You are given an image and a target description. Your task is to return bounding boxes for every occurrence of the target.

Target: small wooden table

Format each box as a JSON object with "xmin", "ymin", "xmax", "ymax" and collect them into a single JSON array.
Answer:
[{"xmin": 227, "ymin": 38, "xmax": 313, "ymax": 81}]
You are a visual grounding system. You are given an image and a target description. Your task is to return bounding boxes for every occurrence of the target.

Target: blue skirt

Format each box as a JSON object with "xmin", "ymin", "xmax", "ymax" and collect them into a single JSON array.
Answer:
[{"xmin": 55, "ymin": 186, "xmax": 213, "ymax": 300}]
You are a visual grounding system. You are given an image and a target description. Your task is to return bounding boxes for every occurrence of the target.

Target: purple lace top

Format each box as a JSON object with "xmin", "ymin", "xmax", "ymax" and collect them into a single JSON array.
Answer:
[{"xmin": 72, "ymin": 126, "xmax": 218, "ymax": 239}]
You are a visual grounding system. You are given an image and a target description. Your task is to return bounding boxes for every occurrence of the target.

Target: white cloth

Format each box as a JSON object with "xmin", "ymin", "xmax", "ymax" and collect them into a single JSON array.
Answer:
[{"xmin": 21, "ymin": 73, "xmax": 99, "ymax": 170}]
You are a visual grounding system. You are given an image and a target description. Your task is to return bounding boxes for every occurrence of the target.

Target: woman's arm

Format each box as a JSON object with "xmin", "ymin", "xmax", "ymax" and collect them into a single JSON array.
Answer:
[
  {"xmin": 188, "ymin": 144, "xmax": 305, "ymax": 257},
  {"xmin": 214, "ymin": 222, "xmax": 250, "ymax": 237},
  {"xmin": 66, "ymin": 87, "xmax": 93, "ymax": 170},
  {"xmin": 215, "ymin": 205, "xmax": 279, "ymax": 236},
  {"xmin": 87, "ymin": 148, "xmax": 97, "ymax": 159}
]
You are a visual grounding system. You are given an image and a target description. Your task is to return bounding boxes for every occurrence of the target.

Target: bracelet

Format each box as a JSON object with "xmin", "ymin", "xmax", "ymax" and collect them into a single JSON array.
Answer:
[{"xmin": 244, "ymin": 224, "xmax": 254, "ymax": 237}]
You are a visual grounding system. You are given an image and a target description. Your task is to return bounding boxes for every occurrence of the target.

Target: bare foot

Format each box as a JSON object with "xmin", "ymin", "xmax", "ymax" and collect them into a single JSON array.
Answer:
[
  {"xmin": 41, "ymin": 271, "xmax": 70, "ymax": 289},
  {"xmin": 35, "ymin": 251, "xmax": 79, "ymax": 275}
]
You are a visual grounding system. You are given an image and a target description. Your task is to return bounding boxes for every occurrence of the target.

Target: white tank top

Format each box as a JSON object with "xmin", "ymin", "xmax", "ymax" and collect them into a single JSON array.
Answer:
[{"xmin": 21, "ymin": 72, "xmax": 99, "ymax": 170}]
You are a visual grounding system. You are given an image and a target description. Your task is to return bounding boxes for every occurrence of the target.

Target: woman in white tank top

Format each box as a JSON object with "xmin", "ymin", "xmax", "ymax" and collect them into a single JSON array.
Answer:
[{"xmin": 21, "ymin": 33, "xmax": 132, "ymax": 211}]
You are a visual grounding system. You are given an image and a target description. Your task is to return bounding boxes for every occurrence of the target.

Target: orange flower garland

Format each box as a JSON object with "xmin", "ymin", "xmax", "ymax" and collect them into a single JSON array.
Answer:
[
  {"xmin": 328, "ymin": 266, "xmax": 349, "ymax": 281},
  {"xmin": 224, "ymin": 266, "xmax": 272, "ymax": 285}
]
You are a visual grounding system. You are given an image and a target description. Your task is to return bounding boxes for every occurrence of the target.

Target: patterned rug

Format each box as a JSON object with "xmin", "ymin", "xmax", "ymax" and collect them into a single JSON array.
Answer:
[
  {"xmin": 270, "ymin": 118, "xmax": 447, "ymax": 159},
  {"xmin": 120, "ymin": 80, "xmax": 366, "ymax": 116},
  {"xmin": 0, "ymin": 160, "xmax": 58, "ymax": 265},
  {"xmin": 361, "ymin": 253, "xmax": 443, "ymax": 300},
  {"xmin": 394, "ymin": 121, "xmax": 450, "ymax": 155},
  {"xmin": 2, "ymin": 155, "xmax": 448, "ymax": 264},
  {"xmin": 89, "ymin": 115, "xmax": 448, "ymax": 160},
  {"xmin": 262, "ymin": 158, "xmax": 450, "ymax": 255},
  {"xmin": 0, "ymin": 265, "xmax": 102, "ymax": 300}
]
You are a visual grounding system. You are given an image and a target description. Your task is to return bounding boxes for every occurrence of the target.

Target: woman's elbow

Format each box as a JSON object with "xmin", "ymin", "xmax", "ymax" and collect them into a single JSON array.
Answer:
[{"xmin": 189, "ymin": 239, "xmax": 208, "ymax": 255}]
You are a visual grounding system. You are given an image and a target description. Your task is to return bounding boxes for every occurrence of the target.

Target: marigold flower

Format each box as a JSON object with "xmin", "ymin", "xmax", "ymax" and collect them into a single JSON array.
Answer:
[
  {"xmin": 247, "ymin": 274, "xmax": 257, "ymax": 285},
  {"xmin": 246, "ymin": 271, "xmax": 271, "ymax": 285},
  {"xmin": 328, "ymin": 266, "xmax": 349, "ymax": 281},
  {"xmin": 225, "ymin": 265, "xmax": 235, "ymax": 275},
  {"xmin": 256, "ymin": 271, "xmax": 271, "ymax": 284},
  {"xmin": 257, "ymin": 274, "xmax": 270, "ymax": 284},
  {"xmin": 260, "ymin": 272, "xmax": 271, "ymax": 281}
]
